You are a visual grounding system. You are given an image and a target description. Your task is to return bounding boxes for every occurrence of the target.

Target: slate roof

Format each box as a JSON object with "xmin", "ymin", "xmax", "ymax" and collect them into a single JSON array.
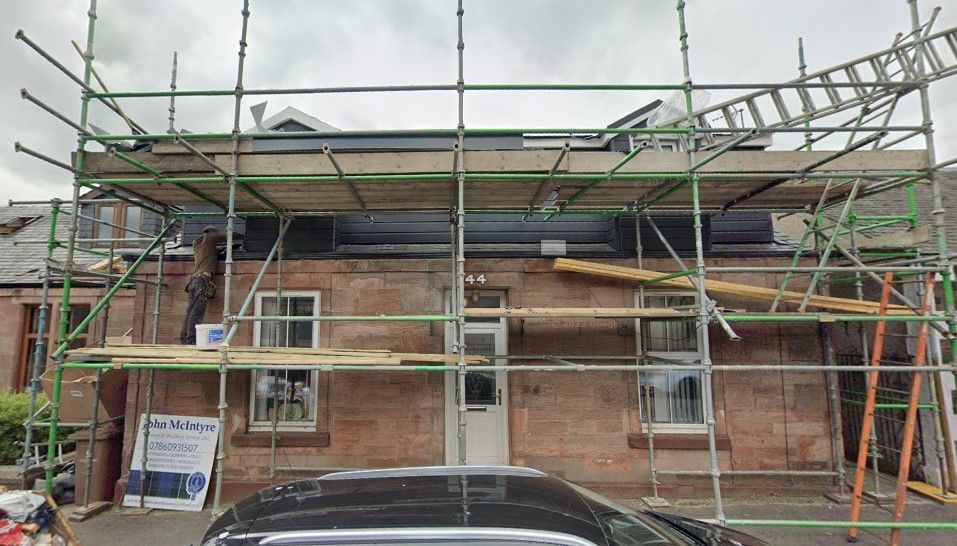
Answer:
[{"xmin": 0, "ymin": 206, "xmax": 102, "ymax": 287}]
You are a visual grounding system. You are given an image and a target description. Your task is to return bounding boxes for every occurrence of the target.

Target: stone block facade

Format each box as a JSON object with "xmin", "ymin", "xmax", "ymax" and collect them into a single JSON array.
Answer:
[
  {"xmin": 0, "ymin": 287, "xmax": 135, "ymax": 390},
  {"xmin": 114, "ymin": 255, "xmax": 835, "ymax": 499}
]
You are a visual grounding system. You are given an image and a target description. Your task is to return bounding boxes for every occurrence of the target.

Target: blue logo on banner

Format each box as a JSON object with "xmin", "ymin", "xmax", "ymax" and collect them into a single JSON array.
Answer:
[{"xmin": 186, "ymin": 472, "xmax": 207, "ymax": 500}]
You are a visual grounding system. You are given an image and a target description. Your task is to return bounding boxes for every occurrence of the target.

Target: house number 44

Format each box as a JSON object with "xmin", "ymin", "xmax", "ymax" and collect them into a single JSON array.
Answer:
[{"xmin": 465, "ymin": 274, "xmax": 487, "ymax": 285}]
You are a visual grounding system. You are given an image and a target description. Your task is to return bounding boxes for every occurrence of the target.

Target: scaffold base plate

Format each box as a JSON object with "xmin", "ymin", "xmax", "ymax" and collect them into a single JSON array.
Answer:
[
  {"xmin": 67, "ymin": 501, "xmax": 112, "ymax": 522},
  {"xmin": 823, "ymin": 489, "xmax": 851, "ymax": 505},
  {"xmin": 641, "ymin": 496, "xmax": 671, "ymax": 508}
]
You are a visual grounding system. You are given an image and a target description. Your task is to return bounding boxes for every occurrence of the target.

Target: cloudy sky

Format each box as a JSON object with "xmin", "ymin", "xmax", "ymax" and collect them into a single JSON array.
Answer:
[{"xmin": 0, "ymin": 0, "xmax": 954, "ymax": 204}]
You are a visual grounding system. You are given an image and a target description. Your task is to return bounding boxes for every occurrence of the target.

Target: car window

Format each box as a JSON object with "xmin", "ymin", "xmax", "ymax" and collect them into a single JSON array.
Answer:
[
  {"xmin": 600, "ymin": 513, "xmax": 676, "ymax": 546},
  {"xmin": 562, "ymin": 481, "xmax": 676, "ymax": 546}
]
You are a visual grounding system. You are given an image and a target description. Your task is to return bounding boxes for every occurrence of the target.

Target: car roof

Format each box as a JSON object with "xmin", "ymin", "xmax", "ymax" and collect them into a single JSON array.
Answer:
[{"xmin": 244, "ymin": 467, "xmax": 610, "ymax": 545}]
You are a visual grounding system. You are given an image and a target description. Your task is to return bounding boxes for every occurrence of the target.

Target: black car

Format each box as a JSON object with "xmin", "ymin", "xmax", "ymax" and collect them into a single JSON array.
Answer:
[{"xmin": 202, "ymin": 466, "xmax": 766, "ymax": 545}]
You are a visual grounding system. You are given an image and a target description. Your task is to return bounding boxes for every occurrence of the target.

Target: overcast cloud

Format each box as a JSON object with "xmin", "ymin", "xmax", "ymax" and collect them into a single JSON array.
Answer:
[{"xmin": 0, "ymin": 0, "xmax": 954, "ymax": 204}]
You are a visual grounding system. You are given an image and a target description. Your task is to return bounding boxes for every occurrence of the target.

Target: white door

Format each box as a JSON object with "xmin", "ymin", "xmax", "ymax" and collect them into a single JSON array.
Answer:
[{"xmin": 446, "ymin": 292, "xmax": 508, "ymax": 465}]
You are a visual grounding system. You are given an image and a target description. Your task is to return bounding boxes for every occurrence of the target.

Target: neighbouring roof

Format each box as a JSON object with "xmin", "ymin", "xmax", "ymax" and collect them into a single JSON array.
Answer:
[
  {"xmin": 248, "ymin": 106, "xmax": 341, "ymax": 133},
  {"xmin": 0, "ymin": 215, "xmax": 41, "ymax": 235},
  {"xmin": 0, "ymin": 206, "xmax": 101, "ymax": 287}
]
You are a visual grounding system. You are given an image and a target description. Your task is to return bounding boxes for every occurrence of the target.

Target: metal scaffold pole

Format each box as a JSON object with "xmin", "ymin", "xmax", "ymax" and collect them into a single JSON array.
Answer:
[
  {"xmin": 454, "ymin": 0, "xmax": 468, "ymax": 467},
  {"xmin": 44, "ymin": 0, "xmax": 98, "ymax": 492},
  {"xmin": 270, "ymin": 217, "xmax": 288, "ymax": 479},
  {"xmin": 908, "ymin": 0, "xmax": 957, "ymax": 494},
  {"xmin": 213, "ymin": 0, "xmax": 251, "ymax": 517},
  {"xmin": 798, "ymin": 37, "xmax": 812, "ymax": 151},
  {"xmin": 21, "ymin": 199, "xmax": 60, "ymax": 471},
  {"xmin": 136, "ymin": 231, "xmax": 167, "ymax": 507},
  {"xmin": 81, "ymin": 243, "xmax": 112, "ymax": 508},
  {"xmin": 676, "ymin": 0, "xmax": 725, "ymax": 523},
  {"xmin": 634, "ymin": 212, "xmax": 661, "ymax": 501}
]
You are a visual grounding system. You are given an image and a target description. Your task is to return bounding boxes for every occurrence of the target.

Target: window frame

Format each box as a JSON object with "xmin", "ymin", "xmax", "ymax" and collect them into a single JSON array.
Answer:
[
  {"xmin": 16, "ymin": 305, "xmax": 43, "ymax": 391},
  {"xmin": 66, "ymin": 303, "xmax": 91, "ymax": 350},
  {"xmin": 91, "ymin": 203, "xmax": 145, "ymax": 245},
  {"xmin": 635, "ymin": 290, "xmax": 707, "ymax": 434},
  {"xmin": 248, "ymin": 290, "xmax": 321, "ymax": 432}
]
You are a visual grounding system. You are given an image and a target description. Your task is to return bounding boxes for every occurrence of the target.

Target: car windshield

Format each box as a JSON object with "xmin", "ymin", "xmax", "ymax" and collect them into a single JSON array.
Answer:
[{"xmin": 562, "ymin": 481, "xmax": 675, "ymax": 546}]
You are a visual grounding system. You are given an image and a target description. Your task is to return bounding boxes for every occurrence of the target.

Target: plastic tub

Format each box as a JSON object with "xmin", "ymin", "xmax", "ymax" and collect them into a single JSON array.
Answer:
[{"xmin": 195, "ymin": 323, "xmax": 225, "ymax": 350}]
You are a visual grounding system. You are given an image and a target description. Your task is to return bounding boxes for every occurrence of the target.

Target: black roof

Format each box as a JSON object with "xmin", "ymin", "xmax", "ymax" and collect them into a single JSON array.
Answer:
[
  {"xmin": 204, "ymin": 467, "xmax": 765, "ymax": 545},
  {"xmin": 207, "ymin": 469, "xmax": 642, "ymax": 545}
]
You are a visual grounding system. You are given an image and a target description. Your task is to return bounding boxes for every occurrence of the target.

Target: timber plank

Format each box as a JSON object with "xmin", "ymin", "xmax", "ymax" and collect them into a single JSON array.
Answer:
[
  {"xmin": 464, "ymin": 307, "xmax": 699, "ymax": 318},
  {"xmin": 553, "ymin": 258, "xmax": 912, "ymax": 315},
  {"xmin": 71, "ymin": 344, "xmax": 486, "ymax": 365}
]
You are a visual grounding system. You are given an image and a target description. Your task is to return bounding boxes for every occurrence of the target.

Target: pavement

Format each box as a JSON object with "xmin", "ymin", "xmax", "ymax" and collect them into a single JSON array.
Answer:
[
  {"xmin": 640, "ymin": 496, "xmax": 957, "ymax": 546},
  {"xmin": 69, "ymin": 491, "xmax": 957, "ymax": 546},
  {"xmin": 71, "ymin": 507, "xmax": 212, "ymax": 546}
]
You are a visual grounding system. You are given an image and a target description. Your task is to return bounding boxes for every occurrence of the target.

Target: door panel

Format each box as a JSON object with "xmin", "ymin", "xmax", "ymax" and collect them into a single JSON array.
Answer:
[
  {"xmin": 446, "ymin": 292, "xmax": 508, "ymax": 465},
  {"xmin": 463, "ymin": 332, "xmax": 505, "ymax": 464}
]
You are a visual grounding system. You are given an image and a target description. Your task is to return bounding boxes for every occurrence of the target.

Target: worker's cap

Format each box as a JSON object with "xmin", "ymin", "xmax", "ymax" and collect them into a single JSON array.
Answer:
[{"xmin": 202, "ymin": 225, "xmax": 218, "ymax": 233}]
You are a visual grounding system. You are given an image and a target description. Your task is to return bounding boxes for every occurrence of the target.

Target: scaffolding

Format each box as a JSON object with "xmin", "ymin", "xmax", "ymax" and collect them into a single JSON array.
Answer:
[{"xmin": 9, "ymin": 0, "xmax": 957, "ymax": 541}]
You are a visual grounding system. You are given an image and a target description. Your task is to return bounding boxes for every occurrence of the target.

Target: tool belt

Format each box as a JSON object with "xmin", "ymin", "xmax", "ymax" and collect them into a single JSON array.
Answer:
[{"xmin": 186, "ymin": 274, "xmax": 217, "ymax": 299}]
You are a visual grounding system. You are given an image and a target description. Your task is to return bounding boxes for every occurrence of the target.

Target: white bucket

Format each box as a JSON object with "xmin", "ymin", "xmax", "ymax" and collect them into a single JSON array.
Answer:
[{"xmin": 195, "ymin": 323, "xmax": 225, "ymax": 350}]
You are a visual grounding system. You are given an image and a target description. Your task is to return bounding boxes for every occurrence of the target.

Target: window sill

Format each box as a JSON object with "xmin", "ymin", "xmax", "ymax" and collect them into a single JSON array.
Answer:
[
  {"xmin": 628, "ymin": 432, "xmax": 731, "ymax": 451},
  {"xmin": 231, "ymin": 430, "xmax": 330, "ymax": 448}
]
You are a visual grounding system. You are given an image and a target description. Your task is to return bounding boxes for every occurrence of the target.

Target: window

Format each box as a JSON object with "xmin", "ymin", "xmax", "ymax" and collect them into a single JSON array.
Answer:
[
  {"xmin": 94, "ymin": 205, "xmax": 115, "ymax": 241},
  {"xmin": 67, "ymin": 304, "xmax": 92, "ymax": 350},
  {"xmin": 123, "ymin": 207, "xmax": 142, "ymax": 239},
  {"xmin": 92, "ymin": 203, "xmax": 144, "ymax": 245},
  {"xmin": 16, "ymin": 306, "xmax": 46, "ymax": 391},
  {"xmin": 16, "ymin": 303, "xmax": 91, "ymax": 390},
  {"xmin": 459, "ymin": 291, "xmax": 506, "ymax": 404},
  {"xmin": 636, "ymin": 292, "xmax": 705, "ymax": 431},
  {"xmin": 250, "ymin": 292, "xmax": 320, "ymax": 430}
]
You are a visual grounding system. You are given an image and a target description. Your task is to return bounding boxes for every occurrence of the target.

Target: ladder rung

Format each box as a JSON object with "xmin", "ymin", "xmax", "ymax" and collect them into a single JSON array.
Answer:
[
  {"xmin": 796, "ymin": 88, "xmax": 816, "ymax": 115},
  {"xmin": 844, "ymin": 66, "xmax": 866, "ymax": 98},
  {"xmin": 745, "ymin": 99, "xmax": 765, "ymax": 128},
  {"xmin": 925, "ymin": 40, "xmax": 945, "ymax": 73},
  {"xmin": 820, "ymin": 74, "xmax": 841, "ymax": 106},
  {"xmin": 944, "ymin": 33, "xmax": 957, "ymax": 60},
  {"xmin": 770, "ymin": 90, "xmax": 791, "ymax": 122},
  {"xmin": 721, "ymin": 106, "xmax": 738, "ymax": 129},
  {"xmin": 879, "ymin": 358, "xmax": 920, "ymax": 365},
  {"xmin": 869, "ymin": 57, "xmax": 891, "ymax": 83},
  {"xmin": 893, "ymin": 48, "xmax": 917, "ymax": 80}
]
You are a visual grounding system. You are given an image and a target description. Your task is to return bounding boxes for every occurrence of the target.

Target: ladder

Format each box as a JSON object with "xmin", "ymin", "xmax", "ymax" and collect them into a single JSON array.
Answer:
[
  {"xmin": 847, "ymin": 272, "xmax": 936, "ymax": 545},
  {"xmin": 664, "ymin": 25, "xmax": 957, "ymax": 148}
]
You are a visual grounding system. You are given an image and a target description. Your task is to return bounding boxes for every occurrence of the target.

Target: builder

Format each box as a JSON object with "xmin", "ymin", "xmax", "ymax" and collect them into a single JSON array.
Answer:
[{"xmin": 179, "ymin": 226, "xmax": 238, "ymax": 344}]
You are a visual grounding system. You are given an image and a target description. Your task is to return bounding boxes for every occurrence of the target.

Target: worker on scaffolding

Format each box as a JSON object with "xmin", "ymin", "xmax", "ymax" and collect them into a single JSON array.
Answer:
[{"xmin": 179, "ymin": 226, "xmax": 242, "ymax": 344}]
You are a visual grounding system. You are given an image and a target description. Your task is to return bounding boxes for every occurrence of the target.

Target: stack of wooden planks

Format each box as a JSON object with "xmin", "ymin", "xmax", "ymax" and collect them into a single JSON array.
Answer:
[
  {"xmin": 88, "ymin": 255, "xmax": 125, "ymax": 273},
  {"xmin": 553, "ymin": 258, "xmax": 911, "ymax": 315},
  {"xmin": 67, "ymin": 344, "xmax": 487, "ymax": 366}
]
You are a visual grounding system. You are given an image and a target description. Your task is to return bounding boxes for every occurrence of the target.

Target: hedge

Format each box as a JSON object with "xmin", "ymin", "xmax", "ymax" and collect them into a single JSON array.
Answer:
[{"xmin": 0, "ymin": 391, "xmax": 47, "ymax": 465}]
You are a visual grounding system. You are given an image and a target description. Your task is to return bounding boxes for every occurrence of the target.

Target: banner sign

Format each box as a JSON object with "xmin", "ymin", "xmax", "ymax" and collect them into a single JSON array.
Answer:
[{"xmin": 122, "ymin": 414, "xmax": 220, "ymax": 511}]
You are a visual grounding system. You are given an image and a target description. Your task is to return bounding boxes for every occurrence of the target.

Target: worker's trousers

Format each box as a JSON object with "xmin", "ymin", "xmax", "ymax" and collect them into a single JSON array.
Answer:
[{"xmin": 180, "ymin": 275, "xmax": 213, "ymax": 344}]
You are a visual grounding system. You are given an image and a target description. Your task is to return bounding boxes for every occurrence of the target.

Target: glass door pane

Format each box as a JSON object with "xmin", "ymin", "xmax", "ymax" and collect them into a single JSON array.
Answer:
[{"xmin": 465, "ymin": 332, "xmax": 497, "ymax": 405}]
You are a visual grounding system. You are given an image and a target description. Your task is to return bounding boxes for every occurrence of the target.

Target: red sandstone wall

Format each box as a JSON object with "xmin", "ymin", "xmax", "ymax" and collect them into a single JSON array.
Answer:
[
  {"xmin": 120, "ymin": 256, "xmax": 832, "ymax": 493},
  {"xmin": 0, "ymin": 287, "xmax": 136, "ymax": 391}
]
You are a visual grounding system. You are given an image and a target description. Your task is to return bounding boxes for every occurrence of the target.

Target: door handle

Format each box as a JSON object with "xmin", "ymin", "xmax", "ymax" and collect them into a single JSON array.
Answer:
[
  {"xmin": 496, "ymin": 388, "xmax": 502, "ymax": 405},
  {"xmin": 466, "ymin": 405, "xmax": 487, "ymax": 412}
]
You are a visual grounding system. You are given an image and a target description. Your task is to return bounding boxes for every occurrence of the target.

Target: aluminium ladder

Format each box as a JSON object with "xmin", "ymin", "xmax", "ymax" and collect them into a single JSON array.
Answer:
[{"xmin": 661, "ymin": 25, "xmax": 957, "ymax": 149}]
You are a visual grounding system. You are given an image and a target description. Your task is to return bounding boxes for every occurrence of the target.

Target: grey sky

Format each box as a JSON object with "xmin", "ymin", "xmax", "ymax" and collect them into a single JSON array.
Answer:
[{"xmin": 1, "ymin": 0, "xmax": 954, "ymax": 204}]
